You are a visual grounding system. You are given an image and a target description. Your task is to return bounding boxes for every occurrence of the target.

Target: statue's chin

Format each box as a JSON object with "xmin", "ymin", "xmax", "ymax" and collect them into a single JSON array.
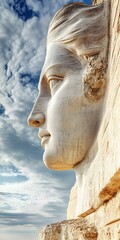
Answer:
[{"xmin": 43, "ymin": 153, "xmax": 75, "ymax": 171}]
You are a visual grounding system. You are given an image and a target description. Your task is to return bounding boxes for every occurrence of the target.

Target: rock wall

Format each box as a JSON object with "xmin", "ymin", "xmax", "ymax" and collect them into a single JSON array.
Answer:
[
  {"xmin": 67, "ymin": 0, "xmax": 120, "ymax": 219},
  {"xmin": 88, "ymin": 0, "xmax": 120, "ymax": 238}
]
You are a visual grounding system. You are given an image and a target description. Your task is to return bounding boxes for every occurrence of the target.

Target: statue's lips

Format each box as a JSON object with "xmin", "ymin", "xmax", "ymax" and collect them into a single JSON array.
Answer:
[
  {"xmin": 41, "ymin": 135, "xmax": 50, "ymax": 148},
  {"xmin": 38, "ymin": 130, "xmax": 51, "ymax": 148}
]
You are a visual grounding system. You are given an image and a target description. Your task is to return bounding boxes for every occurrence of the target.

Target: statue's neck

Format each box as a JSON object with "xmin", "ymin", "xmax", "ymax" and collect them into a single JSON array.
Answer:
[{"xmin": 73, "ymin": 140, "xmax": 98, "ymax": 217}]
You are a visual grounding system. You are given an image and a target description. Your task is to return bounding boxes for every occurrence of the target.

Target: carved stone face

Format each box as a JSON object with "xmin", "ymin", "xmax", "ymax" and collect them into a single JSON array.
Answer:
[{"xmin": 28, "ymin": 43, "xmax": 104, "ymax": 170}]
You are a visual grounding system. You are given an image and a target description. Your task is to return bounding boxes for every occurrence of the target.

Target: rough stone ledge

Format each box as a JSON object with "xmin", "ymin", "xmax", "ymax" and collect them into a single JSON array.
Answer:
[{"xmin": 39, "ymin": 218, "xmax": 98, "ymax": 240}]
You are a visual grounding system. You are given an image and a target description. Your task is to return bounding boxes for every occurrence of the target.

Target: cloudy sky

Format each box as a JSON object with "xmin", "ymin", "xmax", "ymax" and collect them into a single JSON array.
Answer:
[{"xmin": 0, "ymin": 0, "xmax": 92, "ymax": 239}]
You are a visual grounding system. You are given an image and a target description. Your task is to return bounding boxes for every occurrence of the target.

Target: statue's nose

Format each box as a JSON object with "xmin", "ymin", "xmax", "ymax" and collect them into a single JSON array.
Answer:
[{"xmin": 27, "ymin": 113, "xmax": 45, "ymax": 128}]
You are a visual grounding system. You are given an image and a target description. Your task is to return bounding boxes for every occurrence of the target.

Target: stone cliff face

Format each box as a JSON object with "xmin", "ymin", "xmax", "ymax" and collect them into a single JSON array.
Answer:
[
  {"xmin": 68, "ymin": 0, "xmax": 120, "ymax": 212},
  {"xmin": 39, "ymin": 0, "xmax": 120, "ymax": 239}
]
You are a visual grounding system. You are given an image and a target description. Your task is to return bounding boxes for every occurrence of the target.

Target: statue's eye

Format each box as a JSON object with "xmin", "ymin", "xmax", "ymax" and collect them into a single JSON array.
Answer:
[
  {"xmin": 48, "ymin": 76, "xmax": 63, "ymax": 94},
  {"xmin": 49, "ymin": 80, "xmax": 59, "ymax": 90}
]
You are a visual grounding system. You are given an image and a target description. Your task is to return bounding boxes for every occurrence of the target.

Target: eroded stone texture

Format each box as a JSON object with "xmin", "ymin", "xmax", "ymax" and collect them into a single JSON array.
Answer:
[
  {"xmin": 39, "ymin": 219, "xmax": 98, "ymax": 240},
  {"xmin": 67, "ymin": 184, "xmax": 77, "ymax": 220},
  {"xmin": 97, "ymin": 224, "xmax": 120, "ymax": 240},
  {"xmin": 86, "ymin": 190, "xmax": 120, "ymax": 239},
  {"xmin": 84, "ymin": 54, "xmax": 107, "ymax": 102}
]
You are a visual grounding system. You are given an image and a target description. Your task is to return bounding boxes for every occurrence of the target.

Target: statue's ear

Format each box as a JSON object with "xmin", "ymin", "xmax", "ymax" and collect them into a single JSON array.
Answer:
[{"xmin": 83, "ymin": 54, "xmax": 107, "ymax": 102}]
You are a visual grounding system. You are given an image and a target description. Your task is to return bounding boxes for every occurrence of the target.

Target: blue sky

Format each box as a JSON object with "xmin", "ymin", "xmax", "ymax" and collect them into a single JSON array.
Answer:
[{"xmin": 0, "ymin": 0, "xmax": 92, "ymax": 239}]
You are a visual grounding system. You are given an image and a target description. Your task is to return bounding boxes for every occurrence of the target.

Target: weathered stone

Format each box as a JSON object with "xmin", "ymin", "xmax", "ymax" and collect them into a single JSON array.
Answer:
[
  {"xmin": 39, "ymin": 219, "xmax": 98, "ymax": 240},
  {"xmin": 97, "ymin": 224, "xmax": 120, "ymax": 240},
  {"xmin": 85, "ymin": 191, "xmax": 120, "ymax": 239},
  {"xmin": 67, "ymin": 0, "xmax": 120, "ymax": 220},
  {"xmin": 67, "ymin": 184, "xmax": 77, "ymax": 220}
]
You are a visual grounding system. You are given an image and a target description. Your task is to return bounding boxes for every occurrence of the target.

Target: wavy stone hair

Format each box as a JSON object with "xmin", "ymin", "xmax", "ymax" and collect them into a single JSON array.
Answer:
[
  {"xmin": 47, "ymin": 2, "xmax": 109, "ymax": 102},
  {"xmin": 47, "ymin": 2, "xmax": 108, "ymax": 57}
]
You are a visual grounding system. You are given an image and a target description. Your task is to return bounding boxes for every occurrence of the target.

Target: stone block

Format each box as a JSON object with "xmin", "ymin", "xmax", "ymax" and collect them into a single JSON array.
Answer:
[{"xmin": 39, "ymin": 219, "xmax": 98, "ymax": 240}]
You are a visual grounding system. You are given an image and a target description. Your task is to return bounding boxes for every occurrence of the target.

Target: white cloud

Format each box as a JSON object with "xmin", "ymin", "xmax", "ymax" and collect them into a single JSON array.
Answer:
[{"xmin": 0, "ymin": 1, "xmax": 76, "ymax": 240}]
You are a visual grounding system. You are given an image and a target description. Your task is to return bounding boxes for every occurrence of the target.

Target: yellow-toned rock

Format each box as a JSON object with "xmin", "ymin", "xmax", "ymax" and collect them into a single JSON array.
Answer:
[
  {"xmin": 39, "ymin": 219, "xmax": 98, "ymax": 240},
  {"xmin": 68, "ymin": 0, "xmax": 120, "ymax": 219}
]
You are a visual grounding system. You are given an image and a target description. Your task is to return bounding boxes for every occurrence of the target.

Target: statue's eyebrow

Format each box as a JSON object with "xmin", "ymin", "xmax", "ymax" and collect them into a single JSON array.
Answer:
[
  {"xmin": 38, "ymin": 56, "xmax": 80, "ymax": 91},
  {"xmin": 43, "ymin": 64, "xmax": 64, "ymax": 80}
]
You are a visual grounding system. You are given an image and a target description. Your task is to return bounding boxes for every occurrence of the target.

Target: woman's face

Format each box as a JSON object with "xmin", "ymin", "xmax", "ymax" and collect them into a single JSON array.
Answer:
[{"xmin": 28, "ymin": 43, "xmax": 103, "ymax": 170}]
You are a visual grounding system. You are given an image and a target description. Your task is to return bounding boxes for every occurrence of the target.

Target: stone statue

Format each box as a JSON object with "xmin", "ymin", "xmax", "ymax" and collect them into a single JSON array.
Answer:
[
  {"xmin": 28, "ymin": 2, "xmax": 108, "ymax": 171},
  {"xmin": 27, "ymin": 1, "xmax": 120, "ymax": 238}
]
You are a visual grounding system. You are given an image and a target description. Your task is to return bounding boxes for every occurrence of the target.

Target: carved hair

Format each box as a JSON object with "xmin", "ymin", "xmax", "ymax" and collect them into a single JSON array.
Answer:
[
  {"xmin": 47, "ymin": 2, "xmax": 109, "ymax": 102},
  {"xmin": 47, "ymin": 2, "xmax": 108, "ymax": 57}
]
